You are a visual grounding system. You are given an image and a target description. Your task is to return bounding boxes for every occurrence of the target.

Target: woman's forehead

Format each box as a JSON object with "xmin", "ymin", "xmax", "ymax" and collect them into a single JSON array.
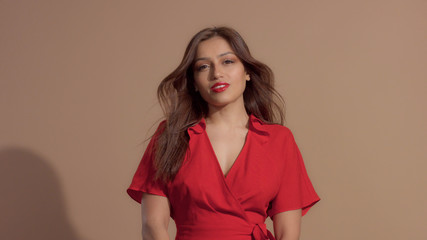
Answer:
[{"xmin": 195, "ymin": 37, "xmax": 235, "ymax": 58}]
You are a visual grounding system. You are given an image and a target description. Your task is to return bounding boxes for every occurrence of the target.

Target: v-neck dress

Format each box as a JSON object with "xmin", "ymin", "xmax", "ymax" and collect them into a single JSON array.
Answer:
[{"xmin": 127, "ymin": 114, "xmax": 320, "ymax": 240}]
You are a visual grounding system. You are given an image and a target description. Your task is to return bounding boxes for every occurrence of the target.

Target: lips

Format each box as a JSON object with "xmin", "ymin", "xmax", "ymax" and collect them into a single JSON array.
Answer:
[{"xmin": 210, "ymin": 82, "xmax": 230, "ymax": 93}]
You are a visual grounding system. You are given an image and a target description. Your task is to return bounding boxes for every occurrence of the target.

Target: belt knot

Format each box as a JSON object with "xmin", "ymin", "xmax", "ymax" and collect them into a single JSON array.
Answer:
[{"xmin": 251, "ymin": 223, "xmax": 275, "ymax": 240}]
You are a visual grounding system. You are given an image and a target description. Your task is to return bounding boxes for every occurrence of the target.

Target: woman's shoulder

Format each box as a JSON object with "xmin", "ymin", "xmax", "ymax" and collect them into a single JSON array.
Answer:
[
  {"xmin": 252, "ymin": 116, "xmax": 293, "ymax": 137},
  {"xmin": 250, "ymin": 115, "xmax": 296, "ymax": 144},
  {"xmin": 261, "ymin": 122, "xmax": 294, "ymax": 138}
]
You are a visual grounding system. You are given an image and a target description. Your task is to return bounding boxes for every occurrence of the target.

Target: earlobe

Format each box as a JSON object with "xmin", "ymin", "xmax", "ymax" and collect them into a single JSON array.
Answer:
[{"xmin": 246, "ymin": 74, "xmax": 250, "ymax": 81}]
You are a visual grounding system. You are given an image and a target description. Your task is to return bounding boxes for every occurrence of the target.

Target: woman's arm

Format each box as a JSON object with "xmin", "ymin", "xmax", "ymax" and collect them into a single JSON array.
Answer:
[
  {"xmin": 272, "ymin": 209, "xmax": 302, "ymax": 240},
  {"xmin": 141, "ymin": 193, "xmax": 171, "ymax": 240}
]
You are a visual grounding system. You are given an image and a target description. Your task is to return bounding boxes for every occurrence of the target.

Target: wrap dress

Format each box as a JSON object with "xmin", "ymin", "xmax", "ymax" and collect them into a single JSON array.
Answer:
[{"xmin": 127, "ymin": 114, "xmax": 320, "ymax": 240}]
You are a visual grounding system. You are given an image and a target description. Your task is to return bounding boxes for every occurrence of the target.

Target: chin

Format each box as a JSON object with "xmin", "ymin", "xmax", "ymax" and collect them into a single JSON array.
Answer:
[{"xmin": 205, "ymin": 96, "xmax": 244, "ymax": 109}]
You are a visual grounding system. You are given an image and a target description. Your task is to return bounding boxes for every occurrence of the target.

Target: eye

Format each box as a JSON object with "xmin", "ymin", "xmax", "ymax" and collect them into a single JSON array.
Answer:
[
  {"xmin": 223, "ymin": 59, "xmax": 234, "ymax": 64},
  {"xmin": 196, "ymin": 64, "xmax": 209, "ymax": 71}
]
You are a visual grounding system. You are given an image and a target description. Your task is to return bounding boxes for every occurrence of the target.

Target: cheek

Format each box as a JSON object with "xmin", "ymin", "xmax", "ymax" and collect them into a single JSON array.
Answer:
[
  {"xmin": 230, "ymin": 68, "xmax": 248, "ymax": 83},
  {"xmin": 194, "ymin": 74, "xmax": 209, "ymax": 87},
  {"xmin": 193, "ymin": 78, "xmax": 203, "ymax": 89},
  {"xmin": 229, "ymin": 64, "xmax": 246, "ymax": 77}
]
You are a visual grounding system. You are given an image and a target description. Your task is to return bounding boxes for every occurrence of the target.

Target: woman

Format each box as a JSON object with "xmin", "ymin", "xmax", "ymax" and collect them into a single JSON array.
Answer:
[{"xmin": 127, "ymin": 26, "xmax": 320, "ymax": 240}]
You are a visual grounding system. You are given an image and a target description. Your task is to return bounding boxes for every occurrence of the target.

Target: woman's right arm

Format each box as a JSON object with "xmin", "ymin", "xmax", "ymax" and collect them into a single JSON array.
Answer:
[{"xmin": 141, "ymin": 193, "xmax": 171, "ymax": 240}]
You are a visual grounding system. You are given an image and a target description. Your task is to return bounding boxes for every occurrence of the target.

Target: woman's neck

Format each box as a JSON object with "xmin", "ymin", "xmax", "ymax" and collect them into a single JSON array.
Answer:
[{"xmin": 205, "ymin": 104, "xmax": 249, "ymax": 129}]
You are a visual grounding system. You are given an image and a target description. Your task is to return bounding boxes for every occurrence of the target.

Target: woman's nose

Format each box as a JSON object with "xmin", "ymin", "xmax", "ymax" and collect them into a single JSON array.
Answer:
[{"xmin": 211, "ymin": 65, "xmax": 223, "ymax": 80}]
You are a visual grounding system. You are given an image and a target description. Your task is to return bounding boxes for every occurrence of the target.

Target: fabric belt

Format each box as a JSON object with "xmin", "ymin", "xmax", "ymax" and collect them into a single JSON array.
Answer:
[
  {"xmin": 176, "ymin": 222, "xmax": 276, "ymax": 240},
  {"xmin": 251, "ymin": 223, "xmax": 275, "ymax": 240}
]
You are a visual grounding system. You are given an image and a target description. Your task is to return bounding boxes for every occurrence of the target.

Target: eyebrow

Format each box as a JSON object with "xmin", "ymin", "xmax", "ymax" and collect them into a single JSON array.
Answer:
[{"xmin": 194, "ymin": 52, "xmax": 235, "ymax": 62}]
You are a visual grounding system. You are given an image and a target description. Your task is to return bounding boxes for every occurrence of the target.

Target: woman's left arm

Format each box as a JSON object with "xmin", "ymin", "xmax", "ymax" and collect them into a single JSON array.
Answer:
[{"xmin": 272, "ymin": 209, "xmax": 302, "ymax": 240}]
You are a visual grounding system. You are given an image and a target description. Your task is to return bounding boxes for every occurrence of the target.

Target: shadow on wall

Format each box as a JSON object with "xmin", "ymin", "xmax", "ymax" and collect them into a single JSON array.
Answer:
[{"xmin": 0, "ymin": 147, "xmax": 81, "ymax": 240}]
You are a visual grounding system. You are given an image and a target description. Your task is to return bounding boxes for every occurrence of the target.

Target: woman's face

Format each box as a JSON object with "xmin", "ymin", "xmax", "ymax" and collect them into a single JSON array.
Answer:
[{"xmin": 193, "ymin": 36, "xmax": 250, "ymax": 109}]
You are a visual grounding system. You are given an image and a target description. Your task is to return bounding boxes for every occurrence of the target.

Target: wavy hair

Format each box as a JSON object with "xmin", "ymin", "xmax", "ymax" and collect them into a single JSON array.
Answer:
[{"xmin": 154, "ymin": 26, "xmax": 285, "ymax": 182}]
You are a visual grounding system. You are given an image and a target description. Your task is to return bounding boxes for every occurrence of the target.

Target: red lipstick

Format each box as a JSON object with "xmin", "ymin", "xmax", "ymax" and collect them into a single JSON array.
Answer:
[{"xmin": 211, "ymin": 82, "xmax": 230, "ymax": 93}]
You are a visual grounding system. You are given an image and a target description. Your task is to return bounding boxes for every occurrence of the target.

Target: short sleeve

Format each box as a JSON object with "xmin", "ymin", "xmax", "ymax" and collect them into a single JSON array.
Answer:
[
  {"xmin": 267, "ymin": 129, "xmax": 320, "ymax": 217},
  {"xmin": 127, "ymin": 121, "xmax": 168, "ymax": 203}
]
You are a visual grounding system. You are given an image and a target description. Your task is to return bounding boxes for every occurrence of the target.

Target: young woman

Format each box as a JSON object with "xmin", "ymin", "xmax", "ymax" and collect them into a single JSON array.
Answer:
[{"xmin": 127, "ymin": 26, "xmax": 320, "ymax": 240}]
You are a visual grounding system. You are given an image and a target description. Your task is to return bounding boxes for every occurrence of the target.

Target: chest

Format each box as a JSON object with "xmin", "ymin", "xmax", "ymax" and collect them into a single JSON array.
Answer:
[
  {"xmin": 168, "ymin": 134, "xmax": 282, "ymax": 222},
  {"xmin": 205, "ymin": 128, "xmax": 249, "ymax": 177}
]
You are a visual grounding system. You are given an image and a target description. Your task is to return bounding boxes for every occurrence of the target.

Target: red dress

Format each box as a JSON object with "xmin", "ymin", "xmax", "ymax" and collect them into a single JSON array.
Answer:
[{"xmin": 127, "ymin": 114, "xmax": 320, "ymax": 240}]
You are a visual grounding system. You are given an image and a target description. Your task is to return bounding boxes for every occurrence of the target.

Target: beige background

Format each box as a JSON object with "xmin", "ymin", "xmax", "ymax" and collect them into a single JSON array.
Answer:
[{"xmin": 1, "ymin": 0, "xmax": 426, "ymax": 239}]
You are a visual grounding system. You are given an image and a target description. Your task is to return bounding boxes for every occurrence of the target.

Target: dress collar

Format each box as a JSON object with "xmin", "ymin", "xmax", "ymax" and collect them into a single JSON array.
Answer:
[{"xmin": 187, "ymin": 114, "xmax": 270, "ymax": 144}]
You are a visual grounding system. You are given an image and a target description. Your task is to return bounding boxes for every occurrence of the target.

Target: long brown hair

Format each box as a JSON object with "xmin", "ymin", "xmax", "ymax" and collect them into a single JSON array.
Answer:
[{"xmin": 155, "ymin": 26, "xmax": 285, "ymax": 182}]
